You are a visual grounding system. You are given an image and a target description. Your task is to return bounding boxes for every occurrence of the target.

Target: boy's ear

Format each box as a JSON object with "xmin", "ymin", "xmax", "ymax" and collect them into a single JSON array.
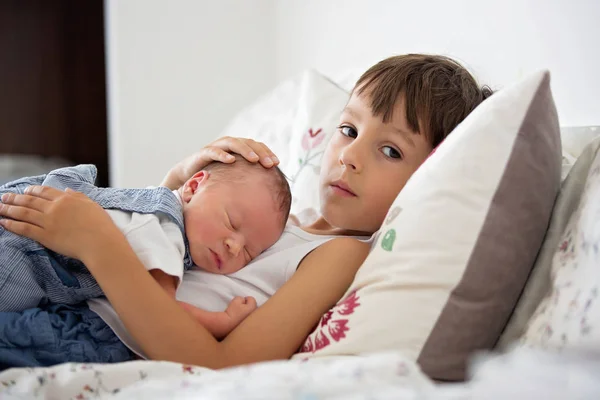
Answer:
[{"xmin": 181, "ymin": 171, "xmax": 210, "ymax": 202}]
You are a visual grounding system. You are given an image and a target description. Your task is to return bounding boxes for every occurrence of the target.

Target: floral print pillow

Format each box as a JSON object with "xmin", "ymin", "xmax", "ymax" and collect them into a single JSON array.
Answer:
[
  {"xmin": 522, "ymin": 145, "xmax": 600, "ymax": 349},
  {"xmin": 282, "ymin": 73, "xmax": 349, "ymax": 219}
]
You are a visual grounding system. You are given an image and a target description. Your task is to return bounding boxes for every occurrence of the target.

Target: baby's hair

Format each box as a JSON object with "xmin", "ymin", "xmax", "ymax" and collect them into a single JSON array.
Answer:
[
  {"xmin": 355, "ymin": 54, "xmax": 493, "ymax": 148},
  {"xmin": 201, "ymin": 155, "xmax": 292, "ymax": 229}
]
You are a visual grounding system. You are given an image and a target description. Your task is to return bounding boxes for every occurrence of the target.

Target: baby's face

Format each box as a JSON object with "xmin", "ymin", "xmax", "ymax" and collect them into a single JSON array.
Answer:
[{"xmin": 181, "ymin": 172, "xmax": 283, "ymax": 275}]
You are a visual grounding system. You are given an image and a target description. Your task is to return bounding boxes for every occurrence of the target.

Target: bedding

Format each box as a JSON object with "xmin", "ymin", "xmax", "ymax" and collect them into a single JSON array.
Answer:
[
  {"xmin": 1, "ymin": 347, "xmax": 598, "ymax": 399},
  {"xmin": 521, "ymin": 136, "xmax": 600, "ymax": 350},
  {"xmin": 498, "ymin": 137, "xmax": 600, "ymax": 348}
]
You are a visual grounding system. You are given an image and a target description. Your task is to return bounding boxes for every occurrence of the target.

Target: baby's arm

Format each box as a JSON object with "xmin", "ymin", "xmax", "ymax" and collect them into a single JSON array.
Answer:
[{"xmin": 178, "ymin": 296, "xmax": 257, "ymax": 340}]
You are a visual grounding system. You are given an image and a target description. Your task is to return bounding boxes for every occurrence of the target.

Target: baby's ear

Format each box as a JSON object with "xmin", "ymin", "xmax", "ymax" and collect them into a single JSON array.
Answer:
[{"xmin": 182, "ymin": 171, "xmax": 210, "ymax": 202}]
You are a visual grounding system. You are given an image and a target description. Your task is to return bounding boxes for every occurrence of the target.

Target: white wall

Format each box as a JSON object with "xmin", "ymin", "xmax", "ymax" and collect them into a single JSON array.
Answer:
[
  {"xmin": 274, "ymin": 0, "xmax": 600, "ymax": 127},
  {"xmin": 107, "ymin": 0, "xmax": 599, "ymax": 186},
  {"xmin": 105, "ymin": 0, "xmax": 275, "ymax": 187}
]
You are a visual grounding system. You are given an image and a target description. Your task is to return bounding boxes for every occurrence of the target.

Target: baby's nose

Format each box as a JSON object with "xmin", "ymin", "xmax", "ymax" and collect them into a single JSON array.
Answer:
[{"xmin": 225, "ymin": 237, "xmax": 241, "ymax": 257}]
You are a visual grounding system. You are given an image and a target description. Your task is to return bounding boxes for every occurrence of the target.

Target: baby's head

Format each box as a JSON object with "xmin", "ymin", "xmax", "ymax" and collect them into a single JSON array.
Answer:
[
  {"xmin": 319, "ymin": 54, "xmax": 492, "ymax": 235},
  {"xmin": 179, "ymin": 155, "xmax": 291, "ymax": 274}
]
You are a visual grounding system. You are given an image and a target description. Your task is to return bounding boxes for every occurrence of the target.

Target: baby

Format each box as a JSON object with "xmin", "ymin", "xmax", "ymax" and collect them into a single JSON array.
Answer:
[{"xmin": 0, "ymin": 156, "xmax": 291, "ymax": 337}]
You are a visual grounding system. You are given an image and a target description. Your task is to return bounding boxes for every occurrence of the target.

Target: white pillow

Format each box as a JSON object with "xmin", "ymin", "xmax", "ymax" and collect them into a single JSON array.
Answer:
[
  {"xmin": 293, "ymin": 71, "xmax": 562, "ymax": 382},
  {"xmin": 219, "ymin": 72, "xmax": 304, "ymax": 170},
  {"xmin": 282, "ymin": 73, "xmax": 349, "ymax": 220}
]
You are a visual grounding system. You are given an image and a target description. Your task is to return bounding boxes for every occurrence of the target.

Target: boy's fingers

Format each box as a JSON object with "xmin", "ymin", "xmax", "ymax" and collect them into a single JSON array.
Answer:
[
  {"xmin": 0, "ymin": 204, "xmax": 45, "ymax": 227},
  {"xmin": 226, "ymin": 140, "xmax": 260, "ymax": 163},
  {"xmin": 251, "ymin": 141, "xmax": 278, "ymax": 167},
  {"xmin": 0, "ymin": 218, "xmax": 45, "ymax": 242},
  {"xmin": 209, "ymin": 147, "xmax": 235, "ymax": 163},
  {"xmin": 24, "ymin": 185, "xmax": 62, "ymax": 200},
  {"xmin": 0, "ymin": 193, "xmax": 48, "ymax": 212}
]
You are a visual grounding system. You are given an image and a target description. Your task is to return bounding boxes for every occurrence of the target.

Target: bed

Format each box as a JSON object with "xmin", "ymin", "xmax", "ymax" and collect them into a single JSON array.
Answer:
[{"xmin": 1, "ymin": 68, "xmax": 599, "ymax": 399}]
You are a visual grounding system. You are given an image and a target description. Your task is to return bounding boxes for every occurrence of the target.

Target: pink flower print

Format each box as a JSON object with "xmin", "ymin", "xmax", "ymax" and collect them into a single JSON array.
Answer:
[
  {"xmin": 321, "ymin": 310, "xmax": 333, "ymax": 327},
  {"xmin": 328, "ymin": 319, "xmax": 350, "ymax": 341},
  {"xmin": 314, "ymin": 329, "xmax": 331, "ymax": 350},
  {"xmin": 301, "ymin": 336, "xmax": 314, "ymax": 353},
  {"xmin": 301, "ymin": 128, "xmax": 325, "ymax": 151},
  {"xmin": 338, "ymin": 291, "xmax": 360, "ymax": 315},
  {"xmin": 559, "ymin": 240, "xmax": 569, "ymax": 252}
]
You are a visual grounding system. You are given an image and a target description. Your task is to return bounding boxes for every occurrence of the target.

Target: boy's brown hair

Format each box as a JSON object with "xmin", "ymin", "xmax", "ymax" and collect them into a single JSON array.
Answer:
[{"xmin": 355, "ymin": 54, "xmax": 492, "ymax": 147}]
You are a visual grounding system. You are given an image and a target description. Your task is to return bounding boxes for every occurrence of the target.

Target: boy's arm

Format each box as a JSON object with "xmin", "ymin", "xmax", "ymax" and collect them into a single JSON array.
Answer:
[
  {"xmin": 149, "ymin": 269, "xmax": 178, "ymax": 298},
  {"xmin": 178, "ymin": 297, "xmax": 257, "ymax": 340}
]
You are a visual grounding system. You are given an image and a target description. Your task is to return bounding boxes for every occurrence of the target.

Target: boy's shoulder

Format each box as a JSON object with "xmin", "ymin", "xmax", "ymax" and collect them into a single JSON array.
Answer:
[{"xmin": 307, "ymin": 236, "xmax": 371, "ymax": 264}]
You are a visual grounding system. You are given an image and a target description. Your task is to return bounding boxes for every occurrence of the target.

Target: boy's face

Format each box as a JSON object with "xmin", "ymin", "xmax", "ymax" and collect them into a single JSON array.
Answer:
[
  {"xmin": 180, "ymin": 171, "xmax": 283, "ymax": 274},
  {"xmin": 319, "ymin": 92, "xmax": 433, "ymax": 234}
]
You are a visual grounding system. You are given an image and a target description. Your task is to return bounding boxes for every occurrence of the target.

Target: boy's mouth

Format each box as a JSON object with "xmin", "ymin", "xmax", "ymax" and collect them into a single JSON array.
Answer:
[
  {"xmin": 209, "ymin": 249, "xmax": 222, "ymax": 270},
  {"xmin": 330, "ymin": 180, "xmax": 357, "ymax": 197}
]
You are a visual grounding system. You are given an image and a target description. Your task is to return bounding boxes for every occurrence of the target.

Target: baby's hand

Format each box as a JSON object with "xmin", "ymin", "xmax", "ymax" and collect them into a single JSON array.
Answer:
[{"xmin": 225, "ymin": 296, "xmax": 257, "ymax": 326}]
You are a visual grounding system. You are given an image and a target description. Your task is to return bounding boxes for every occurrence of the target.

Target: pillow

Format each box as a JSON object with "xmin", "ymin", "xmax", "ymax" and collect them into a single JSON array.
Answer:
[
  {"xmin": 559, "ymin": 127, "xmax": 600, "ymax": 180},
  {"xmin": 520, "ymin": 138, "xmax": 600, "ymax": 350},
  {"xmin": 218, "ymin": 76, "xmax": 301, "ymax": 170},
  {"xmin": 497, "ymin": 137, "xmax": 600, "ymax": 349},
  {"xmin": 282, "ymin": 73, "xmax": 349, "ymax": 221},
  {"xmin": 293, "ymin": 70, "xmax": 562, "ymax": 382},
  {"xmin": 219, "ymin": 70, "xmax": 349, "ymax": 223}
]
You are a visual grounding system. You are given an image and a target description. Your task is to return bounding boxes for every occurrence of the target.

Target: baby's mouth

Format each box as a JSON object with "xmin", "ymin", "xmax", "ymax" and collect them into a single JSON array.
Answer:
[{"xmin": 210, "ymin": 249, "xmax": 222, "ymax": 270}]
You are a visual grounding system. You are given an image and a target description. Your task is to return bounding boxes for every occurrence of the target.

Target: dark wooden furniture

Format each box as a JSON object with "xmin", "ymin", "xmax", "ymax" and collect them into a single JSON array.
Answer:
[{"xmin": 0, "ymin": 0, "xmax": 109, "ymax": 186}]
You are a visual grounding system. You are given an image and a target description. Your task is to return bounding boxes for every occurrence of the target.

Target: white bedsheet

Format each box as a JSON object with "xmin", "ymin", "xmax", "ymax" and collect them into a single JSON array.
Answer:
[
  {"xmin": 1, "ymin": 348, "xmax": 599, "ymax": 399},
  {"xmin": 0, "ymin": 352, "xmax": 436, "ymax": 399}
]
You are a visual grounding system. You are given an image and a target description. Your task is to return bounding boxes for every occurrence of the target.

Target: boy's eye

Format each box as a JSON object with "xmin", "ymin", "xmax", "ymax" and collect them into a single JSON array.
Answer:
[
  {"xmin": 382, "ymin": 146, "xmax": 402, "ymax": 159},
  {"xmin": 339, "ymin": 125, "xmax": 358, "ymax": 139}
]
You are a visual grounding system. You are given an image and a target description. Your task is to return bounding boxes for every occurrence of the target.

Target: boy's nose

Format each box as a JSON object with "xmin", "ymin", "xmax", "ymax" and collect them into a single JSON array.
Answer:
[{"xmin": 339, "ymin": 141, "xmax": 364, "ymax": 173}]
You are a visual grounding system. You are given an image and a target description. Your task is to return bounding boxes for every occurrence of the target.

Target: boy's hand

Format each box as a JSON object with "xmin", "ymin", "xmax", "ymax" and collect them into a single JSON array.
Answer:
[
  {"xmin": 225, "ymin": 296, "xmax": 258, "ymax": 326},
  {"xmin": 160, "ymin": 137, "xmax": 280, "ymax": 189},
  {"xmin": 0, "ymin": 186, "xmax": 122, "ymax": 262}
]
